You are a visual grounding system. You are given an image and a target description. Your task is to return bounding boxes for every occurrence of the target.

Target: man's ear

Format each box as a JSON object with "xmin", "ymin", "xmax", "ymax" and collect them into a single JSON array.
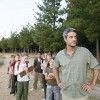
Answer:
[{"xmin": 64, "ymin": 37, "xmax": 67, "ymax": 43}]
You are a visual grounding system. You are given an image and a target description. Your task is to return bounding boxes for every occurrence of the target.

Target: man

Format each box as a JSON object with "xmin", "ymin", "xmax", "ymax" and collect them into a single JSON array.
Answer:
[
  {"xmin": 33, "ymin": 51, "xmax": 43, "ymax": 89},
  {"xmin": 53, "ymin": 28, "xmax": 100, "ymax": 100}
]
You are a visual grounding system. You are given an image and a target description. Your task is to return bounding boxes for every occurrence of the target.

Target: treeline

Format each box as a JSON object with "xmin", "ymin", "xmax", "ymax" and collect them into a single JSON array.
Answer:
[{"xmin": 0, "ymin": 0, "xmax": 100, "ymax": 61}]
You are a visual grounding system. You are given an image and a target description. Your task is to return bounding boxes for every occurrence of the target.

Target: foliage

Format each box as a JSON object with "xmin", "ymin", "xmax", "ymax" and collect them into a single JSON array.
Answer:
[
  {"xmin": 0, "ymin": 37, "xmax": 7, "ymax": 52},
  {"xmin": 0, "ymin": 0, "xmax": 99, "ymax": 54},
  {"xmin": 19, "ymin": 26, "xmax": 33, "ymax": 48},
  {"xmin": 32, "ymin": 0, "xmax": 66, "ymax": 52},
  {"xmin": 7, "ymin": 31, "xmax": 20, "ymax": 49}
]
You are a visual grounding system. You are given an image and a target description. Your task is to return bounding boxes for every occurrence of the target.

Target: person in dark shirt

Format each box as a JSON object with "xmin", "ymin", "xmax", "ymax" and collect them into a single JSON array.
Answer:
[{"xmin": 45, "ymin": 58, "xmax": 60, "ymax": 100}]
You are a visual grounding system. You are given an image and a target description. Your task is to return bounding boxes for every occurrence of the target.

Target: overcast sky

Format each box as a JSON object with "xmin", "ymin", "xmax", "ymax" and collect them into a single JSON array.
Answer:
[{"xmin": 0, "ymin": 0, "xmax": 66, "ymax": 39}]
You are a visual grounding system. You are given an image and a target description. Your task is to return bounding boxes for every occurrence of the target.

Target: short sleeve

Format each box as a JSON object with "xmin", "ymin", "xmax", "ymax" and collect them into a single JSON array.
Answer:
[
  {"xmin": 53, "ymin": 54, "xmax": 60, "ymax": 69},
  {"xmin": 87, "ymin": 49, "xmax": 100, "ymax": 69}
]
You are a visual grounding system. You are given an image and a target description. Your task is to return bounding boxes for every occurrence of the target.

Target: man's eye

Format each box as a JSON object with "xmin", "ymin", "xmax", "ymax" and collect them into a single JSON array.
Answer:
[{"xmin": 69, "ymin": 36, "xmax": 73, "ymax": 38}]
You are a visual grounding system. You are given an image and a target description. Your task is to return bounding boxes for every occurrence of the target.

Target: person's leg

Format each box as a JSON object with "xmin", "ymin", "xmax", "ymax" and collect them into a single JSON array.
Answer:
[
  {"xmin": 16, "ymin": 82, "xmax": 23, "ymax": 100},
  {"xmin": 53, "ymin": 86, "xmax": 60, "ymax": 100},
  {"xmin": 42, "ymin": 74, "xmax": 47, "ymax": 99},
  {"xmin": 33, "ymin": 72, "xmax": 38, "ymax": 89},
  {"xmin": 46, "ymin": 86, "xmax": 53, "ymax": 100},
  {"xmin": 14, "ymin": 75, "xmax": 17, "ymax": 93},
  {"xmin": 22, "ymin": 81, "xmax": 29, "ymax": 100},
  {"xmin": 39, "ymin": 73, "xmax": 43, "ymax": 88},
  {"xmin": 8, "ymin": 74, "xmax": 12, "ymax": 88},
  {"xmin": 10, "ymin": 75, "xmax": 15, "ymax": 94}
]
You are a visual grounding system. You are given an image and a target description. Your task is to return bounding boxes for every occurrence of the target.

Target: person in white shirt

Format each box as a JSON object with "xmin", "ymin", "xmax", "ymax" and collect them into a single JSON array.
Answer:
[{"xmin": 15, "ymin": 53, "xmax": 30, "ymax": 100}]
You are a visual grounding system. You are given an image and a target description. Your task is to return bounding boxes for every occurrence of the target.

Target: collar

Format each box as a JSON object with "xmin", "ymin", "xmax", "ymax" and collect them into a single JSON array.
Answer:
[{"xmin": 64, "ymin": 46, "xmax": 78, "ymax": 55}]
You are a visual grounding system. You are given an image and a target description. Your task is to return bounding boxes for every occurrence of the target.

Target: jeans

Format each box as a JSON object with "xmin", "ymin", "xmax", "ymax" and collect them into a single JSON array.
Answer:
[
  {"xmin": 46, "ymin": 86, "xmax": 60, "ymax": 100},
  {"xmin": 11, "ymin": 75, "xmax": 17, "ymax": 94}
]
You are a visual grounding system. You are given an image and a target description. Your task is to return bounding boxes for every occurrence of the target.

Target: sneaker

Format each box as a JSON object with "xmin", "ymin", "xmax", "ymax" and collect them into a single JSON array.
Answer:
[
  {"xmin": 10, "ymin": 94, "xmax": 15, "ymax": 96},
  {"xmin": 10, "ymin": 92, "xmax": 15, "ymax": 96},
  {"xmin": 41, "ymin": 89, "xmax": 44, "ymax": 91},
  {"xmin": 29, "ymin": 88, "xmax": 33, "ymax": 91}
]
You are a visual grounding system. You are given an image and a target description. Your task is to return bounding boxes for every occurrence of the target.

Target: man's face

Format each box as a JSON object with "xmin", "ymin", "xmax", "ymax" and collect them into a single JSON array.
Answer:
[
  {"xmin": 15, "ymin": 56, "xmax": 20, "ymax": 61},
  {"xmin": 64, "ymin": 32, "xmax": 77, "ymax": 47},
  {"xmin": 37, "ymin": 53, "xmax": 41, "ymax": 58}
]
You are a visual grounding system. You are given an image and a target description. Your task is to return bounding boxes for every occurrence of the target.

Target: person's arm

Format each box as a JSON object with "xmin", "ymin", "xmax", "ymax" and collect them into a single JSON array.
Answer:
[
  {"xmin": 54, "ymin": 67, "xmax": 64, "ymax": 88},
  {"xmin": 45, "ymin": 73, "xmax": 53, "ymax": 80},
  {"xmin": 32, "ymin": 58, "xmax": 36, "ymax": 69},
  {"xmin": 92, "ymin": 69, "xmax": 100, "ymax": 85},
  {"xmin": 83, "ymin": 49, "xmax": 100, "ymax": 91},
  {"xmin": 82, "ymin": 69, "xmax": 99, "ymax": 91},
  {"xmin": 14, "ymin": 62, "xmax": 22, "ymax": 75}
]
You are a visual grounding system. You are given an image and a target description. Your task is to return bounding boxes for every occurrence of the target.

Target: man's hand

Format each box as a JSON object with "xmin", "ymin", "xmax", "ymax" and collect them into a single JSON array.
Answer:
[
  {"xmin": 82, "ymin": 83, "xmax": 95, "ymax": 92},
  {"xmin": 58, "ymin": 82, "xmax": 64, "ymax": 89}
]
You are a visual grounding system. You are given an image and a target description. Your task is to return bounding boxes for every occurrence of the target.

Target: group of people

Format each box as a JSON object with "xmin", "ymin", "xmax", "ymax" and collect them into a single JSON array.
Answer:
[
  {"xmin": 7, "ymin": 28, "xmax": 100, "ymax": 100},
  {"xmin": 7, "ymin": 53, "xmax": 30, "ymax": 100}
]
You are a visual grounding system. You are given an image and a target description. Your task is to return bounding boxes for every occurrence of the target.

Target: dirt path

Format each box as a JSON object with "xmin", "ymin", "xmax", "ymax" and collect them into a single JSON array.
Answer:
[{"xmin": 0, "ymin": 53, "xmax": 100, "ymax": 100}]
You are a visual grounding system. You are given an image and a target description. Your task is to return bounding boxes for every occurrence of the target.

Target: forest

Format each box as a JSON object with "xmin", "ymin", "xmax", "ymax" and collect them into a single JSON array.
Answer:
[{"xmin": 0, "ymin": 0, "xmax": 100, "ymax": 61}]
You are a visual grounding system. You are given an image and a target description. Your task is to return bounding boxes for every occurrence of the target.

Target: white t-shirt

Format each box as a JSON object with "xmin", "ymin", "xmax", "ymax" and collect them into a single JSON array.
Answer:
[{"xmin": 14, "ymin": 62, "xmax": 30, "ymax": 82}]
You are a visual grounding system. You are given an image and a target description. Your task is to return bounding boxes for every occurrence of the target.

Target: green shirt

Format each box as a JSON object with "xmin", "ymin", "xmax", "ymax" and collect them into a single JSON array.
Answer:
[
  {"xmin": 53, "ymin": 46, "xmax": 100, "ymax": 98},
  {"xmin": 46, "ymin": 67, "xmax": 57, "ymax": 86}
]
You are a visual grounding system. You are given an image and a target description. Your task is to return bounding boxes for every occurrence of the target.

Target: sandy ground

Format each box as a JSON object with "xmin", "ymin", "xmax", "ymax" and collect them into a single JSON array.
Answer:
[
  {"xmin": 0, "ymin": 53, "xmax": 43, "ymax": 100},
  {"xmin": 0, "ymin": 53, "xmax": 100, "ymax": 100}
]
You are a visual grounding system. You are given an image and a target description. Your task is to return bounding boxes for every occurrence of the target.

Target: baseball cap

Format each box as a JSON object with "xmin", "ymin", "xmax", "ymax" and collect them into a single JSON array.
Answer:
[{"xmin": 63, "ymin": 28, "xmax": 76, "ymax": 37}]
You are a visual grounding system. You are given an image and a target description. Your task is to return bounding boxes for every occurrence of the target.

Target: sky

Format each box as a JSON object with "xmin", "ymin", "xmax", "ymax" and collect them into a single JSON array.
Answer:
[{"xmin": 0, "ymin": 0, "xmax": 66, "ymax": 39}]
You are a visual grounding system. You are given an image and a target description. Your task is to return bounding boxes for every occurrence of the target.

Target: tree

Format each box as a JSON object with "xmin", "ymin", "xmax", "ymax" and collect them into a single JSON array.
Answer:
[
  {"xmin": 0, "ymin": 37, "xmax": 7, "ymax": 52},
  {"xmin": 32, "ymin": 0, "xmax": 66, "ymax": 52},
  {"xmin": 64, "ymin": 0, "xmax": 100, "ymax": 61},
  {"xmin": 85, "ymin": 0, "xmax": 100, "ymax": 61},
  {"xmin": 19, "ymin": 26, "xmax": 33, "ymax": 53},
  {"xmin": 7, "ymin": 31, "xmax": 20, "ymax": 53}
]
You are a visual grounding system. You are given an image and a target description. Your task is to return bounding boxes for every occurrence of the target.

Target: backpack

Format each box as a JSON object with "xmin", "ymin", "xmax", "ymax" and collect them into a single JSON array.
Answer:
[{"xmin": 34, "ymin": 57, "xmax": 44, "ymax": 73}]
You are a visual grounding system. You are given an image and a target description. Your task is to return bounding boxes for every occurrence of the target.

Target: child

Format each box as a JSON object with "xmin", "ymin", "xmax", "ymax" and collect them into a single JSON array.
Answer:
[
  {"xmin": 14, "ymin": 53, "xmax": 30, "ymax": 100},
  {"xmin": 45, "ymin": 58, "xmax": 60, "ymax": 100},
  {"xmin": 10, "ymin": 54, "xmax": 20, "ymax": 95},
  {"xmin": 7, "ymin": 55, "xmax": 15, "ymax": 88}
]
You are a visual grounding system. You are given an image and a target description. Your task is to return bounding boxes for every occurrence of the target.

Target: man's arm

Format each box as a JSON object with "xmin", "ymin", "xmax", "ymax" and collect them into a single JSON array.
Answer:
[
  {"xmin": 53, "ymin": 67, "xmax": 64, "ymax": 89},
  {"xmin": 82, "ymin": 69, "xmax": 100, "ymax": 91},
  {"xmin": 92, "ymin": 69, "xmax": 100, "ymax": 85}
]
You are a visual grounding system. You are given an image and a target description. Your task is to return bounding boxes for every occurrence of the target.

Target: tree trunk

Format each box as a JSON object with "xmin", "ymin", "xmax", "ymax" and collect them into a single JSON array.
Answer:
[
  {"xmin": 96, "ymin": 38, "xmax": 100, "ymax": 62},
  {"xmin": 15, "ymin": 48, "xmax": 16, "ymax": 53},
  {"xmin": 39, "ymin": 46, "xmax": 41, "ymax": 51},
  {"xmin": 3, "ymin": 48, "xmax": 5, "ymax": 53},
  {"xmin": 35, "ymin": 47, "xmax": 37, "ymax": 53},
  {"xmin": 24, "ymin": 47, "xmax": 25, "ymax": 52},
  {"xmin": 27, "ymin": 47, "xmax": 29, "ymax": 54}
]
